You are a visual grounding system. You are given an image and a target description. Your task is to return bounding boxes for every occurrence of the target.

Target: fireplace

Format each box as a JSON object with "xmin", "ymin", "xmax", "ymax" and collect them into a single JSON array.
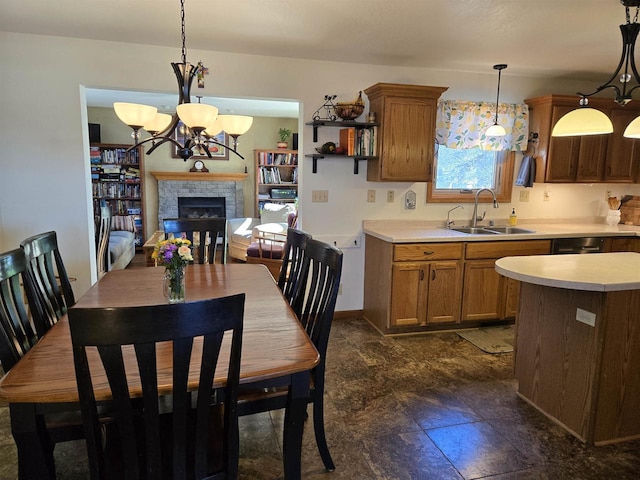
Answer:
[{"xmin": 178, "ymin": 197, "xmax": 225, "ymax": 219}]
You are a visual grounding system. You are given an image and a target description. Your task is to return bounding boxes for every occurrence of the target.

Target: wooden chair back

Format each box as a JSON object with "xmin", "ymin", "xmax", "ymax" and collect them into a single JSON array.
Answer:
[
  {"xmin": 69, "ymin": 294, "xmax": 245, "ymax": 480},
  {"xmin": 0, "ymin": 249, "xmax": 46, "ymax": 370},
  {"xmin": 277, "ymin": 228, "xmax": 312, "ymax": 308},
  {"xmin": 20, "ymin": 231, "xmax": 75, "ymax": 326},
  {"xmin": 163, "ymin": 217, "xmax": 227, "ymax": 264},
  {"xmin": 96, "ymin": 205, "xmax": 112, "ymax": 280}
]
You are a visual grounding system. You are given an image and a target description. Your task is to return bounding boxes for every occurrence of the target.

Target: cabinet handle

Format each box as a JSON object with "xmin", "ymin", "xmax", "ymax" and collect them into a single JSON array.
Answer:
[
  {"xmin": 423, "ymin": 250, "xmax": 435, "ymax": 256},
  {"xmin": 431, "ymin": 270, "xmax": 436, "ymax": 281},
  {"xmin": 420, "ymin": 270, "xmax": 425, "ymax": 281}
]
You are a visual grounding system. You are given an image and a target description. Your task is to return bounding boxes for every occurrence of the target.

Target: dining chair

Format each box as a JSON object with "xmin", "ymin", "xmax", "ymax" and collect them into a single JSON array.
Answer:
[
  {"xmin": 96, "ymin": 205, "xmax": 112, "ymax": 280},
  {"xmin": 276, "ymin": 228, "xmax": 312, "ymax": 310},
  {"xmin": 163, "ymin": 217, "xmax": 228, "ymax": 264},
  {"xmin": 68, "ymin": 294, "xmax": 245, "ymax": 480},
  {"xmin": 239, "ymin": 239, "xmax": 343, "ymax": 472},
  {"xmin": 0, "ymin": 248, "xmax": 85, "ymax": 460},
  {"xmin": 20, "ymin": 230, "xmax": 76, "ymax": 327}
]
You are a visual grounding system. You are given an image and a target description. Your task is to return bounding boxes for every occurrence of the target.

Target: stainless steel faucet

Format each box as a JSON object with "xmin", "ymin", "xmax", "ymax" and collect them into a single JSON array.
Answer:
[
  {"xmin": 446, "ymin": 205, "xmax": 464, "ymax": 228},
  {"xmin": 471, "ymin": 188, "xmax": 499, "ymax": 227}
]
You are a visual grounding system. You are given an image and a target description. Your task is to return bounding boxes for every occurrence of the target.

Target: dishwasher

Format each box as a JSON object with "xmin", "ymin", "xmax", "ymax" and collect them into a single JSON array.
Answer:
[{"xmin": 551, "ymin": 237, "xmax": 605, "ymax": 254}]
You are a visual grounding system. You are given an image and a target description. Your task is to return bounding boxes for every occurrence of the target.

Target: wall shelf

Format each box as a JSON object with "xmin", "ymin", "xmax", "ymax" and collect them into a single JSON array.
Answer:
[
  {"xmin": 305, "ymin": 120, "xmax": 379, "ymax": 142},
  {"xmin": 304, "ymin": 154, "xmax": 377, "ymax": 174}
]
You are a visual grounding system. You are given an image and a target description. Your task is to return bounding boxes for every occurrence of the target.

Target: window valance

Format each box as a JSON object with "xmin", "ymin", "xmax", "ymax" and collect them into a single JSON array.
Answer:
[{"xmin": 436, "ymin": 100, "xmax": 529, "ymax": 151}]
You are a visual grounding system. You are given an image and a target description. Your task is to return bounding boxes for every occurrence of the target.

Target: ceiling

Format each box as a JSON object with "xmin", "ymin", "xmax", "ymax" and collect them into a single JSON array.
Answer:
[{"xmin": 2, "ymin": 0, "xmax": 636, "ymax": 115}]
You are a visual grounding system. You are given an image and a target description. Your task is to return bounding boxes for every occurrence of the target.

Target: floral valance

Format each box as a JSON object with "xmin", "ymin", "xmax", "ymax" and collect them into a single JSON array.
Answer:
[{"xmin": 435, "ymin": 100, "xmax": 529, "ymax": 151}]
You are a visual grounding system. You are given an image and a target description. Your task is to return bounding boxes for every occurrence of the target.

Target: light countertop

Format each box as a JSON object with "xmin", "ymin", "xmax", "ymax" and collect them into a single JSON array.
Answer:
[
  {"xmin": 363, "ymin": 220, "xmax": 640, "ymax": 243},
  {"xmin": 495, "ymin": 252, "xmax": 640, "ymax": 292}
]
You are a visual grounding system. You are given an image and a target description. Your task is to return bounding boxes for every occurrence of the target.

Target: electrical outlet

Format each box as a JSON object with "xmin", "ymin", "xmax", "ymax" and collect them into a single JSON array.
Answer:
[
  {"xmin": 387, "ymin": 190, "xmax": 394, "ymax": 202},
  {"xmin": 519, "ymin": 190, "xmax": 530, "ymax": 202},
  {"xmin": 543, "ymin": 189, "xmax": 551, "ymax": 202},
  {"xmin": 367, "ymin": 190, "xmax": 376, "ymax": 202},
  {"xmin": 311, "ymin": 190, "xmax": 329, "ymax": 203}
]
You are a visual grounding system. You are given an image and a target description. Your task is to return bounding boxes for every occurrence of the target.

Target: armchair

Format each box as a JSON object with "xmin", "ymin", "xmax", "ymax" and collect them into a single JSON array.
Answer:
[{"xmin": 227, "ymin": 203, "xmax": 297, "ymax": 261}]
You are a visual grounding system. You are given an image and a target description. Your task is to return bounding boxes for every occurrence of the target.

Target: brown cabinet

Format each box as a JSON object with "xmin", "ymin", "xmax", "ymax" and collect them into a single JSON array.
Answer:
[
  {"xmin": 363, "ymin": 235, "xmax": 551, "ymax": 335},
  {"xmin": 363, "ymin": 83, "xmax": 448, "ymax": 182},
  {"xmin": 461, "ymin": 240, "xmax": 551, "ymax": 322},
  {"xmin": 525, "ymin": 95, "xmax": 640, "ymax": 183}
]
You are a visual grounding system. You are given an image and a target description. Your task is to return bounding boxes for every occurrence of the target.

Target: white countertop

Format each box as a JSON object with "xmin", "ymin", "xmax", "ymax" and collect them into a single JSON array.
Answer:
[
  {"xmin": 495, "ymin": 252, "xmax": 640, "ymax": 292},
  {"xmin": 363, "ymin": 220, "xmax": 640, "ymax": 243}
]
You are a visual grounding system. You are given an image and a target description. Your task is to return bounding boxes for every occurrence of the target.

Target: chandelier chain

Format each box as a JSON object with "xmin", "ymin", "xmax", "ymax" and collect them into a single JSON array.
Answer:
[{"xmin": 180, "ymin": 0, "xmax": 187, "ymax": 64}]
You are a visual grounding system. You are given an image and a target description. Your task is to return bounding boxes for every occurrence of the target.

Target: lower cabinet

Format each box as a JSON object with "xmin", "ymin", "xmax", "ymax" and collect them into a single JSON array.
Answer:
[
  {"xmin": 390, "ymin": 261, "xmax": 461, "ymax": 327},
  {"xmin": 363, "ymin": 235, "xmax": 552, "ymax": 334}
]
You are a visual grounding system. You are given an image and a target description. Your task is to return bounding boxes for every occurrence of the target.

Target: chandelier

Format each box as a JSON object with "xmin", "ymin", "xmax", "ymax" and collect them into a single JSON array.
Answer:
[
  {"xmin": 113, "ymin": 0, "xmax": 253, "ymax": 160},
  {"xmin": 553, "ymin": 0, "xmax": 640, "ymax": 137}
]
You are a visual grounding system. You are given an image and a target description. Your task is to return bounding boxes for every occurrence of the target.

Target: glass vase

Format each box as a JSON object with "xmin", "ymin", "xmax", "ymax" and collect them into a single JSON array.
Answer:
[
  {"xmin": 606, "ymin": 209, "xmax": 621, "ymax": 226},
  {"xmin": 163, "ymin": 266, "xmax": 186, "ymax": 304}
]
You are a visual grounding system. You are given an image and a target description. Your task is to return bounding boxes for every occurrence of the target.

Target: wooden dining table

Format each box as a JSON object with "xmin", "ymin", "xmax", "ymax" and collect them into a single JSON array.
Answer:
[{"xmin": 0, "ymin": 263, "xmax": 319, "ymax": 480}]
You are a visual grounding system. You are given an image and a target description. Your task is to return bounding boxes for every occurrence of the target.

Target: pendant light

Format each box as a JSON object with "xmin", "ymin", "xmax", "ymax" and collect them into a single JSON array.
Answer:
[
  {"xmin": 486, "ymin": 64, "xmax": 508, "ymax": 137},
  {"xmin": 113, "ymin": 0, "xmax": 253, "ymax": 160},
  {"xmin": 553, "ymin": 0, "xmax": 640, "ymax": 137}
]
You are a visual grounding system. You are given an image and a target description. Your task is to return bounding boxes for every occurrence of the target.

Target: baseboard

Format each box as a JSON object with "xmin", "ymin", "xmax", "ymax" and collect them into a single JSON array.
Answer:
[{"xmin": 334, "ymin": 309, "xmax": 363, "ymax": 320}]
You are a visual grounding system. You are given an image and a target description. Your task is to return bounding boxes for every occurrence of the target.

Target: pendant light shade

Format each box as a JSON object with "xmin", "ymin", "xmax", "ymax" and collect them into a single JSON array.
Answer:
[
  {"xmin": 176, "ymin": 103, "xmax": 218, "ymax": 130},
  {"xmin": 114, "ymin": 102, "xmax": 157, "ymax": 129},
  {"xmin": 551, "ymin": 108, "xmax": 614, "ymax": 136},
  {"xmin": 220, "ymin": 115, "xmax": 254, "ymax": 136},
  {"xmin": 486, "ymin": 64, "xmax": 508, "ymax": 137},
  {"xmin": 143, "ymin": 113, "xmax": 173, "ymax": 135},
  {"xmin": 623, "ymin": 115, "xmax": 640, "ymax": 137}
]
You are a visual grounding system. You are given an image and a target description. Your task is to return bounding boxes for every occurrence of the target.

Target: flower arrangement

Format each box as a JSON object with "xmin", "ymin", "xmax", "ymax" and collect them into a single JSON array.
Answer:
[
  {"xmin": 152, "ymin": 238, "xmax": 193, "ymax": 303},
  {"xmin": 152, "ymin": 237, "xmax": 194, "ymax": 268}
]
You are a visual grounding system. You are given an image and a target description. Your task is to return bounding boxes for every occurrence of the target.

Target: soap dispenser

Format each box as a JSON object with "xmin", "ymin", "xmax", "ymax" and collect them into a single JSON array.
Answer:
[{"xmin": 509, "ymin": 208, "xmax": 517, "ymax": 226}]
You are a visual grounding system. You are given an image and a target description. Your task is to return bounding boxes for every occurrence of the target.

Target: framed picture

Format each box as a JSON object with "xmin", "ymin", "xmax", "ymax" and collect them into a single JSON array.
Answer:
[{"xmin": 172, "ymin": 121, "xmax": 229, "ymax": 160}]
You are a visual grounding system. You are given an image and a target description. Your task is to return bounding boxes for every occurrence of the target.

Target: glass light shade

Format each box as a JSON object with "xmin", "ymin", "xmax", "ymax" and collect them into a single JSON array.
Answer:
[
  {"xmin": 114, "ymin": 102, "xmax": 157, "ymax": 128},
  {"xmin": 486, "ymin": 123, "xmax": 506, "ymax": 137},
  {"xmin": 551, "ymin": 108, "xmax": 613, "ymax": 136},
  {"xmin": 219, "ymin": 115, "xmax": 254, "ymax": 135},
  {"xmin": 203, "ymin": 116, "xmax": 226, "ymax": 136},
  {"xmin": 143, "ymin": 113, "xmax": 172, "ymax": 134},
  {"xmin": 623, "ymin": 115, "xmax": 640, "ymax": 138},
  {"xmin": 176, "ymin": 103, "xmax": 218, "ymax": 129}
]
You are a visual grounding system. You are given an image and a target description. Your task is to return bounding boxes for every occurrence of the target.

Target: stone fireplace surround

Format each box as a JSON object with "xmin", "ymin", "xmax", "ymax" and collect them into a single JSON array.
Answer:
[{"xmin": 152, "ymin": 172, "xmax": 248, "ymax": 230}]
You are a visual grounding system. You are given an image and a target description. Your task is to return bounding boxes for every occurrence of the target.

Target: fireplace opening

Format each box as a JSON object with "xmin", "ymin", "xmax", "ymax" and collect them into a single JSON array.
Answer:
[{"xmin": 178, "ymin": 197, "xmax": 226, "ymax": 219}]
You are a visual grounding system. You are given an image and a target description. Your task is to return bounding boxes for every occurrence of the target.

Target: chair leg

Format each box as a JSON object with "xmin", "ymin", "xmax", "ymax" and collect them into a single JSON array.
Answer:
[{"xmin": 312, "ymin": 397, "xmax": 335, "ymax": 471}]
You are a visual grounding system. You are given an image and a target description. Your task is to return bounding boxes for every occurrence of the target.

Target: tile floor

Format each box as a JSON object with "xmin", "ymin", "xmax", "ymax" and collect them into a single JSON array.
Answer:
[{"xmin": 2, "ymin": 317, "xmax": 640, "ymax": 479}]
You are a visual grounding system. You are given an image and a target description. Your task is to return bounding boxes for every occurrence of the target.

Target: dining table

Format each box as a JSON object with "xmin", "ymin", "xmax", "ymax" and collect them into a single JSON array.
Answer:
[{"xmin": 0, "ymin": 263, "xmax": 319, "ymax": 480}]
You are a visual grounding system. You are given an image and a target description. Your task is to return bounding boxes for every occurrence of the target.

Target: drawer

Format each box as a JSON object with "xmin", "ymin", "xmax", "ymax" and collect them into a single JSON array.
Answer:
[
  {"xmin": 394, "ymin": 243, "xmax": 463, "ymax": 261},
  {"xmin": 465, "ymin": 240, "xmax": 551, "ymax": 260}
]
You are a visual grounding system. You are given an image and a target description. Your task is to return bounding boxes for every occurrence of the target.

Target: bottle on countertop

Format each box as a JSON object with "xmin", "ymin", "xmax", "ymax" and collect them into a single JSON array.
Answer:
[{"xmin": 509, "ymin": 208, "xmax": 517, "ymax": 226}]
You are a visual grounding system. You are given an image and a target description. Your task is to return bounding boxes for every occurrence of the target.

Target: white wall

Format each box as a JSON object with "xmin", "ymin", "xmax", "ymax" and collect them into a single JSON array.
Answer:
[{"xmin": 2, "ymin": 31, "xmax": 640, "ymax": 309}]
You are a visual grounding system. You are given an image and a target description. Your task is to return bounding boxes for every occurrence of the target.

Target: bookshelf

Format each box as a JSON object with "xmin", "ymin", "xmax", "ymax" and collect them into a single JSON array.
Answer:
[
  {"xmin": 254, "ymin": 149, "xmax": 298, "ymax": 217},
  {"xmin": 90, "ymin": 143, "xmax": 145, "ymax": 249}
]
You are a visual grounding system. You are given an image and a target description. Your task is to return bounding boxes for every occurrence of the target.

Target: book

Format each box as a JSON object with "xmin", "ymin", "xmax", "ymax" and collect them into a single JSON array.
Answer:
[{"xmin": 339, "ymin": 128, "xmax": 356, "ymax": 156}]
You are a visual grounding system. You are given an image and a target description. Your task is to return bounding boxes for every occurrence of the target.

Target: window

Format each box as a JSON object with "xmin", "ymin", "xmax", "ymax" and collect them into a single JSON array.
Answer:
[{"xmin": 427, "ymin": 146, "xmax": 514, "ymax": 203}]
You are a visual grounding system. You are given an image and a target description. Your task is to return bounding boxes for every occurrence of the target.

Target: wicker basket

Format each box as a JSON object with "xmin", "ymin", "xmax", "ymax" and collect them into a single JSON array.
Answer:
[{"xmin": 334, "ymin": 103, "xmax": 364, "ymax": 121}]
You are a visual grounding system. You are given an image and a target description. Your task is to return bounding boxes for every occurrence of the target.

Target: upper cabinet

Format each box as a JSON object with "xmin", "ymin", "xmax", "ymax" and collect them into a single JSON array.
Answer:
[
  {"xmin": 525, "ymin": 95, "xmax": 640, "ymax": 183},
  {"xmin": 364, "ymin": 83, "xmax": 448, "ymax": 182}
]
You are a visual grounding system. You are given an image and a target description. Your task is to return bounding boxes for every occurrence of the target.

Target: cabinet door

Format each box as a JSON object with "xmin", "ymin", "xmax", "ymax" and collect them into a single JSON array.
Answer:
[
  {"xmin": 381, "ymin": 97, "xmax": 435, "ymax": 182},
  {"xmin": 576, "ymin": 135, "xmax": 607, "ymax": 182},
  {"xmin": 461, "ymin": 260, "xmax": 504, "ymax": 322},
  {"xmin": 426, "ymin": 261, "xmax": 462, "ymax": 324},
  {"xmin": 390, "ymin": 263, "xmax": 428, "ymax": 327},
  {"xmin": 605, "ymin": 110, "xmax": 640, "ymax": 182},
  {"xmin": 547, "ymin": 106, "xmax": 581, "ymax": 182}
]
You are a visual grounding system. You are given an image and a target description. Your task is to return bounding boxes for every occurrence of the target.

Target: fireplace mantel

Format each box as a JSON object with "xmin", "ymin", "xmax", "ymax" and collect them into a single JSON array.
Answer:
[{"xmin": 151, "ymin": 172, "xmax": 248, "ymax": 182}]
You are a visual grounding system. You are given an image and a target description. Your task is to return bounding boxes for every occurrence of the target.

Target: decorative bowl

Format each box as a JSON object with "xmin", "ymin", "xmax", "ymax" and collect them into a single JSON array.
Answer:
[{"xmin": 334, "ymin": 103, "xmax": 364, "ymax": 121}]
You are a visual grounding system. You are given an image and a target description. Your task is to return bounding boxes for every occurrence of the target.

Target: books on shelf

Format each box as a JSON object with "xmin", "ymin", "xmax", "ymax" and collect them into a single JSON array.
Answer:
[
  {"xmin": 259, "ymin": 166, "xmax": 298, "ymax": 185},
  {"xmin": 339, "ymin": 126, "xmax": 377, "ymax": 156},
  {"xmin": 257, "ymin": 151, "xmax": 298, "ymax": 166}
]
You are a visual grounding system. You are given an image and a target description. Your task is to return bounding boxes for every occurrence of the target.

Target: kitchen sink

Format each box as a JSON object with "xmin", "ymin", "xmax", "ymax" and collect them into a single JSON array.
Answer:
[
  {"xmin": 444, "ymin": 226, "xmax": 536, "ymax": 235},
  {"xmin": 446, "ymin": 226, "xmax": 500, "ymax": 235},
  {"xmin": 485, "ymin": 226, "xmax": 536, "ymax": 234}
]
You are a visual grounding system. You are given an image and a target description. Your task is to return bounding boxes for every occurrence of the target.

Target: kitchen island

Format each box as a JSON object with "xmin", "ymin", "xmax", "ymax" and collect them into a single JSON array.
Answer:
[{"xmin": 496, "ymin": 252, "xmax": 640, "ymax": 445}]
